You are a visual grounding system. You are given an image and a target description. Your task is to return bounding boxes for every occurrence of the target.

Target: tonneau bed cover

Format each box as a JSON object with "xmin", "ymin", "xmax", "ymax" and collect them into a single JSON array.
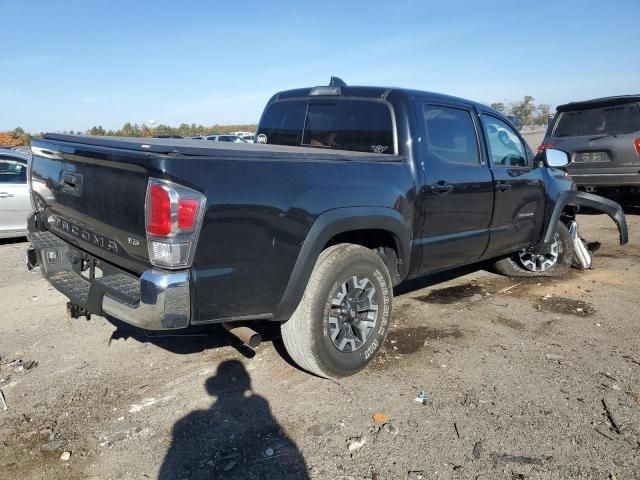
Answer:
[{"xmin": 41, "ymin": 133, "xmax": 403, "ymax": 162}]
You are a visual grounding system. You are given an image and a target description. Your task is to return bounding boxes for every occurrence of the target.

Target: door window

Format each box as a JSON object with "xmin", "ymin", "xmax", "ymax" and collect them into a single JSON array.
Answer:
[
  {"xmin": 481, "ymin": 116, "xmax": 528, "ymax": 167},
  {"xmin": 0, "ymin": 157, "xmax": 27, "ymax": 184},
  {"xmin": 423, "ymin": 105, "xmax": 480, "ymax": 165}
]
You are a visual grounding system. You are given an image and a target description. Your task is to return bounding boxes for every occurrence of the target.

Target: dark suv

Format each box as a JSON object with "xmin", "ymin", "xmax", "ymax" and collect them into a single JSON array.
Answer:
[{"xmin": 540, "ymin": 95, "xmax": 640, "ymax": 199}]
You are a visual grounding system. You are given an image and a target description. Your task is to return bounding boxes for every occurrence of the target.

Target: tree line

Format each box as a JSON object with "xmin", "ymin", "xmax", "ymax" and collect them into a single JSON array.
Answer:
[
  {"xmin": 1, "ymin": 96, "xmax": 551, "ymax": 148},
  {"xmin": 84, "ymin": 122, "xmax": 258, "ymax": 138},
  {"xmin": 0, "ymin": 123, "xmax": 258, "ymax": 147},
  {"xmin": 489, "ymin": 96, "xmax": 551, "ymax": 127},
  {"xmin": 0, "ymin": 127, "xmax": 32, "ymax": 147}
]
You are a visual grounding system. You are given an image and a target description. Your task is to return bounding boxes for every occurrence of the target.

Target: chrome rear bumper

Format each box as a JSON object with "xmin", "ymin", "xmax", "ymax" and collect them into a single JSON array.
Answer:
[{"xmin": 27, "ymin": 230, "xmax": 190, "ymax": 330}]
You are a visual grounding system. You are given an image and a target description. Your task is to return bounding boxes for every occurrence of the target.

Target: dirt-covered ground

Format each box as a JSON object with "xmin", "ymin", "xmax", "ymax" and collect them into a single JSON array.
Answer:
[{"xmin": 1, "ymin": 210, "xmax": 639, "ymax": 480}]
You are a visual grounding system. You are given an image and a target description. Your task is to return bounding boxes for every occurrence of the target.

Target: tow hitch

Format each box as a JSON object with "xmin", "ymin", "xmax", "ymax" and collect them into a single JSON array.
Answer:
[
  {"xmin": 66, "ymin": 302, "xmax": 91, "ymax": 320},
  {"xmin": 25, "ymin": 247, "xmax": 37, "ymax": 271}
]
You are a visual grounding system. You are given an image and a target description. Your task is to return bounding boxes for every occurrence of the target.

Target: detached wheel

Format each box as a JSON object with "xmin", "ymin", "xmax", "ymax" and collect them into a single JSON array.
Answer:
[
  {"xmin": 493, "ymin": 221, "xmax": 573, "ymax": 277},
  {"xmin": 281, "ymin": 244, "xmax": 392, "ymax": 378}
]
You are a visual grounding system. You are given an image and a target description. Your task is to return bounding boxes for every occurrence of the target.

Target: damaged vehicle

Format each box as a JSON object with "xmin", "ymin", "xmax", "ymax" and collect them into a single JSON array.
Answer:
[{"xmin": 25, "ymin": 78, "xmax": 628, "ymax": 378}]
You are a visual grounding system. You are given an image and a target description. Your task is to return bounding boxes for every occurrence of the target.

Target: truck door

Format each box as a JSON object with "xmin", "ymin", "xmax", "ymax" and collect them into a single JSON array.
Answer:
[
  {"xmin": 478, "ymin": 114, "xmax": 545, "ymax": 259},
  {"xmin": 417, "ymin": 102, "xmax": 494, "ymax": 272}
]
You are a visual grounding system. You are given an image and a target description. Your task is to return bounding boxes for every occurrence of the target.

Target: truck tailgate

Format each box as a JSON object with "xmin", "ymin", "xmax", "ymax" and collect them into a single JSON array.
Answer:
[{"xmin": 30, "ymin": 139, "xmax": 151, "ymax": 274}]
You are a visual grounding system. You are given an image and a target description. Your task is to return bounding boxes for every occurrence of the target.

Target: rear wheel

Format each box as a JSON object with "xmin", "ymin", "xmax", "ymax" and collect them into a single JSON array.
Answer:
[
  {"xmin": 281, "ymin": 244, "xmax": 392, "ymax": 378},
  {"xmin": 493, "ymin": 221, "xmax": 573, "ymax": 277}
]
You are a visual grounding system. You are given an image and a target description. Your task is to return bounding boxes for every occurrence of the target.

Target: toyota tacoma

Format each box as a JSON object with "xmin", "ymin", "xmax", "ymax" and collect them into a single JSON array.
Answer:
[{"xmin": 26, "ymin": 78, "xmax": 628, "ymax": 378}]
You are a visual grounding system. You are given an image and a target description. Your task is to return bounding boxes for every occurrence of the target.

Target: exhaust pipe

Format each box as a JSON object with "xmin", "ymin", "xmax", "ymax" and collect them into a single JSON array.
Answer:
[
  {"xmin": 223, "ymin": 323, "xmax": 262, "ymax": 349},
  {"xmin": 568, "ymin": 221, "xmax": 592, "ymax": 269}
]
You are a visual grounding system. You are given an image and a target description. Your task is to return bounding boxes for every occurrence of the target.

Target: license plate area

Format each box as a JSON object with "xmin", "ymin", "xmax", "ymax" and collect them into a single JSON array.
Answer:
[
  {"xmin": 67, "ymin": 248, "xmax": 104, "ymax": 280},
  {"xmin": 575, "ymin": 151, "xmax": 610, "ymax": 163},
  {"xmin": 80, "ymin": 260, "xmax": 104, "ymax": 280}
]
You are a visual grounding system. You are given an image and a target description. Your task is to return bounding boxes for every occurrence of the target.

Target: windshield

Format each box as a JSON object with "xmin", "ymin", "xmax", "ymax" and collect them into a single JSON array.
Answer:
[{"xmin": 554, "ymin": 103, "xmax": 640, "ymax": 137}]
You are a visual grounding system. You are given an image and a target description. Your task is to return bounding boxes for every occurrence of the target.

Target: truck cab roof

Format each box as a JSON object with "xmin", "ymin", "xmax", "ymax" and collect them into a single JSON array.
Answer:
[{"xmin": 271, "ymin": 83, "xmax": 502, "ymax": 116}]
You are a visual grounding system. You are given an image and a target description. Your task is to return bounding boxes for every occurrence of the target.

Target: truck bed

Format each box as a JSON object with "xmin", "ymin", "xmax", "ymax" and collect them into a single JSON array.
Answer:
[
  {"xmin": 30, "ymin": 133, "xmax": 414, "ymax": 323},
  {"xmin": 42, "ymin": 133, "xmax": 404, "ymax": 162}
]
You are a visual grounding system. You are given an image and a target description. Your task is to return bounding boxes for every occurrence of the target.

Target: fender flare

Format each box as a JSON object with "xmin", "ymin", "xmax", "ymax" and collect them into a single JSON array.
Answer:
[
  {"xmin": 538, "ymin": 190, "xmax": 628, "ymax": 248},
  {"xmin": 272, "ymin": 207, "xmax": 411, "ymax": 321}
]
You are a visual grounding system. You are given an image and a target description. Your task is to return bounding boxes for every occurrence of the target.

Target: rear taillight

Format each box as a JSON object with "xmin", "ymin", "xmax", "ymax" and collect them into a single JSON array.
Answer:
[
  {"xmin": 634, "ymin": 138, "xmax": 640, "ymax": 156},
  {"xmin": 147, "ymin": 184, "xmax": 172, "ymax": 236},
  {"xmin": 178, "ymin": 198, "xmax": 198, "ymax": 229},
  {"xmin": 145, "ymin": 178, "xmax": 205, "ymax": 269},
  {"xmin": 538, "ymin": 143, "xmax": 556, "ymax": 153}
]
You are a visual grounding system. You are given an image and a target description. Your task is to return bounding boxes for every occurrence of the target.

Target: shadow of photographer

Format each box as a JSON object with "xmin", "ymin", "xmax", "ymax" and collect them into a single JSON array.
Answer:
[{"xmin": 159, "ymin": 359, "xmax": 309, "ymax": 479}]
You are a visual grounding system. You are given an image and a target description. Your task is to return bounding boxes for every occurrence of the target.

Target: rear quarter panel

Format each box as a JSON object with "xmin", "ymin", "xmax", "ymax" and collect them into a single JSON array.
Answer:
[{"xmin": 150, "ymin": 155, "xmax": 416, "ymax": 323}]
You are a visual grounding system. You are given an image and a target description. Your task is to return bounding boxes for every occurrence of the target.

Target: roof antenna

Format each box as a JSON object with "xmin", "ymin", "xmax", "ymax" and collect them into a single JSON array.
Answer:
[{"xmin": 329, "ymin": 76, "xmax": 347, "ymax": 87}]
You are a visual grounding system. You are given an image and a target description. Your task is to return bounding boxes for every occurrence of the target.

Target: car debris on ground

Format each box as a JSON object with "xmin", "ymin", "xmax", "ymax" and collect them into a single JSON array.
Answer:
[
  {"xmin": 414, "ymin": 390, "xmax": 430, "ymax": 405},
  {"xmin": 7, "ymin": 358, "xmax": 38, "ymax": 371},
  {"xmin": 0, "ymin": 388, "xmax": 7, "ymax": 410}
]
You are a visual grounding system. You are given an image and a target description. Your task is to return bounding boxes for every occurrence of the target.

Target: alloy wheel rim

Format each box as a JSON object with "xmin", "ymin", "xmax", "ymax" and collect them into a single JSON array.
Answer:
[
  {"xmin": 328, "ymin": 275, "xmax": 378, "ymax": 353},
  {"xmin": 517, "ymin": 235, "xmax": 560, "ymax": 272}
]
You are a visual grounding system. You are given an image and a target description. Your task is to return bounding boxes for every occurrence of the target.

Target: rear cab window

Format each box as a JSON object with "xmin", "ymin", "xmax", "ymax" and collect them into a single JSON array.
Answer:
[
  {"xmin": 553, "ymin": 103, "xmax": 640, "ymax": 137},
  {"xmin": 257, "ymin": 99, "xmax": 396, "ymax": 154},
  {"xmin": 257, "ymin": 100, "xmax": 308, "ymax": 147}
]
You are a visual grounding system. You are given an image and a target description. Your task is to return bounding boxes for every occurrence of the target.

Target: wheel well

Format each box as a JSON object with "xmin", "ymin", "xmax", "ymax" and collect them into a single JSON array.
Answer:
[{"xmin": 324, "ymin": 229, "xmax": 402, "ymax": 285}]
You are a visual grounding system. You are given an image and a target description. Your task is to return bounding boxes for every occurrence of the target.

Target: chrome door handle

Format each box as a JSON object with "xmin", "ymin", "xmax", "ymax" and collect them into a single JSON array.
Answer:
[
  {"xmin": 429, "ymin": 181, "xmax": 454, "ymax": 195},
  {"xmin": 0, "ymin": 192, "xmax": 14, "ymax": 198}
]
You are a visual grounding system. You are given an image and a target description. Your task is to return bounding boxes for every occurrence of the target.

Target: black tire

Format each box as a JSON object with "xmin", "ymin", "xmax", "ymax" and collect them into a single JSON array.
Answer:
[
  {"xmin": 493, "ymin": 221, "xmax": 573, "ymax": 277},
  {"xmin": 281, "ymin": 244, "xmax": 393, "ymax": 378}
]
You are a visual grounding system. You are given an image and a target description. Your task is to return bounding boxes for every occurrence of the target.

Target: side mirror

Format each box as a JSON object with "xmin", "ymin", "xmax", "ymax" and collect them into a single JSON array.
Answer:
[{"xmin": 544, "ymin": 148, "xmax": 570, "ymax": 168}]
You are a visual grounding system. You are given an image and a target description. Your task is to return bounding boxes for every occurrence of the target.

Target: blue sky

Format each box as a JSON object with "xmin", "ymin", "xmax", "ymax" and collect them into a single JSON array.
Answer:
[{"xmin": 1, "ymin": 0, "xmax": 639, "ymax": 132}]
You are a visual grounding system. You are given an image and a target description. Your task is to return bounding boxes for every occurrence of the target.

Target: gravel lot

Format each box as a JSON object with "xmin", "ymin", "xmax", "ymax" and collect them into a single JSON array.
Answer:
[{"xmin": 1, "ymin": 208, "xmax": 639, "ymax": 479}]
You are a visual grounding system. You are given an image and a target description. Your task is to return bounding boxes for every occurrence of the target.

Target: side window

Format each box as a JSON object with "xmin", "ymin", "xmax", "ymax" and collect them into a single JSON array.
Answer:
[
  {"xmin": 423, "ymin": 105, "xmax": 480, "ymax": 165},
  {"xmin": 481, "ymin": 115, "xmax": 528, "ymax": 167},
  {"xmin": 257, "ymin": 100, "xmax": 307, "ymax": 146},
  {"xmin": 0, "ymin": 157, "xmax": 27, "ymax": 184}
]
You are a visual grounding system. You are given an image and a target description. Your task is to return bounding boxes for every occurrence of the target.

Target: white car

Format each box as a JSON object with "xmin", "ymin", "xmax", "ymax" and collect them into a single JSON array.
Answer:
[{"xmin": 0, "ymin": 149, "xmax": 31, "ymax": 239}]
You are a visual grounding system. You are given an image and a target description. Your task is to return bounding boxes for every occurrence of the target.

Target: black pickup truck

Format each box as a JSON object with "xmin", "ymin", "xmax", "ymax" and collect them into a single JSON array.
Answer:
[{"xmin": 26, "ymin": 79, "xmax": 628, "ymax": 378}]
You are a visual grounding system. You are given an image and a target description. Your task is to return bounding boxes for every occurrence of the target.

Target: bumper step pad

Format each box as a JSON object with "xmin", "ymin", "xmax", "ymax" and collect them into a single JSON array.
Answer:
[
  {"xmin": 95, "ymin": 274, "xmax": 140, "ymax": 307},
  {"xmin": 49, "ymin": 271, "xmax": 91, "ymax": 305}
]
